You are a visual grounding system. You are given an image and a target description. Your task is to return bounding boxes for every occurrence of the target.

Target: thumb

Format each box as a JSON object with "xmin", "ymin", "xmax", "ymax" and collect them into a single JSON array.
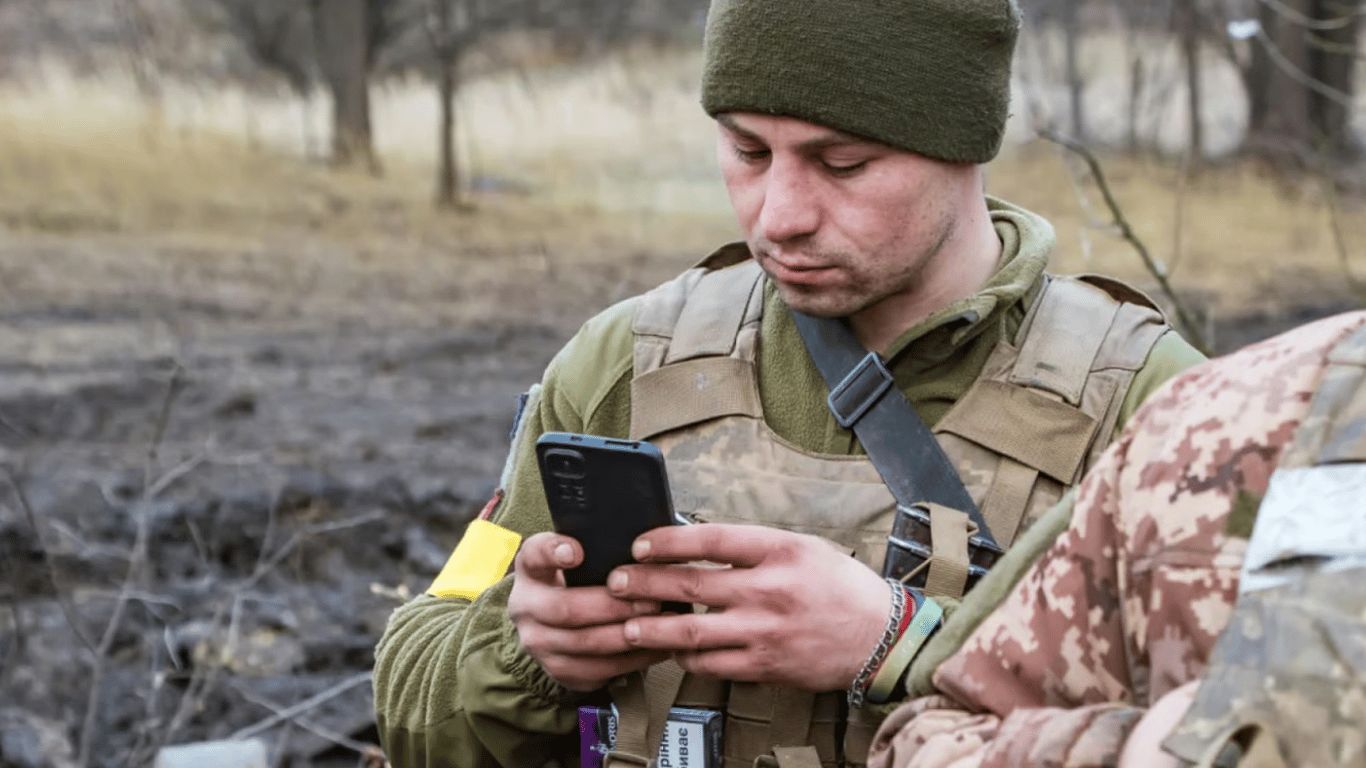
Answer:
[{"xmin": 515, "ymin": 531, "xmax": 581, "ymax": 584}]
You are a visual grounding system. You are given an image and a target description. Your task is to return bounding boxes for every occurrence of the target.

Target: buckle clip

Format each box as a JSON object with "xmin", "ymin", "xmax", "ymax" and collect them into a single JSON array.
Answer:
[{"xmin": 828, "ymin": 352, "xmax": 894, "ymax": 429}]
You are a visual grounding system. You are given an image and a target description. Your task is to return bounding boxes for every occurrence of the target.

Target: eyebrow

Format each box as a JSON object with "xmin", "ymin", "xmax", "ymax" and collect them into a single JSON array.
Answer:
[{"xmin": 716, "ymin": 114, "xmax": 875, "ymax": 152}]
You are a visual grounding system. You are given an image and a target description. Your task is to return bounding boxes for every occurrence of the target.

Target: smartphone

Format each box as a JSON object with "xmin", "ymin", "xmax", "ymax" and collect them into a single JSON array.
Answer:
[{"xmin": 535, "ymin": 432, "xmax": 680, "ymax": 588}]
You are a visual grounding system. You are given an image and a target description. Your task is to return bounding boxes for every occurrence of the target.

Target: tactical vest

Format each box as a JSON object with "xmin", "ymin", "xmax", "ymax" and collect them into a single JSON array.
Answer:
[
  {"xmin": 611, "ymin": 248, "xmax": 1169, "ymax": 768},
  {"xmin": 1164, "ymin": 321, "xmax": 1366, "ymax": 768}
]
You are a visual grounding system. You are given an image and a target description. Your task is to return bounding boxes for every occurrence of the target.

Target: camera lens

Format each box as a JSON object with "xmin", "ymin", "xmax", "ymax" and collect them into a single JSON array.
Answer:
[{"xmin": 546, "ymin": 450, "xmax": 585, "ymax": 478}]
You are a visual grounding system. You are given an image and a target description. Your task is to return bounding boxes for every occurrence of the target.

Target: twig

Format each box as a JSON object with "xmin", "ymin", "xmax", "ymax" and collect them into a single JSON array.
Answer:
[
  {"xmin": 78, "ymin": 365, "xmax": 184, "ymax": 768},
  {"xmin": 1315, "ymin": 150, "xmax": 1366, "ymax": 301},
  {"xmin": 1039, "ymin": 129, "xmax": 1214, "ymax": 356},
  {"xmin": 147, "ymin": 452, "xmax": 207, "ymax": 499},
  {"xmin": 1257, "ymin": 0, "xmax": 1365, "ymax": 31},
  {"xmin": 127, "ymin": 624, "xmax": 173, "ymax": 767},
  {"xmin": 1057, "ymin": 150, "xmax": 1099, "ymax": 264},
  {"xmin": 0, "ymin": 411, "xmax": 27, "ymax": 439},
  {"xmin": 228, "ymin": 672, "xmax": 374, "ymax": 741},
  {"xmin": 144, "ymin": 366, "xmax": 185, "ymax": 493},
  {"xmin": 3, "ymin": 470, "xmax": 96, "ymax": 652},
  {"xmin": 145, "ymin": 601, "xmax": 232, "ymax": 762},
  {"xmin": 80, "ymin": 588, "xmax": 182, "ymax": 610},
  {"xmin": 239, "ymin": 510, "xmax": 387, "ymax": 593},
  {"xmin": 229, "ymin": 680, "xmax": 376, "ymax": 754},
  {"xmin": 49, "ymin": 519, "xmax": 135, "ymax": 562},
  {"xmin": 1170, "ymin": 149, "xmax": 1192, "ymax": 275},
  {"xmin": 1, "ymin": 572, "xmax": 23, "ymax": 690},
  {"xmin": 1252, "ymin": 27, "xmax": 1354, "ymax": 108}
]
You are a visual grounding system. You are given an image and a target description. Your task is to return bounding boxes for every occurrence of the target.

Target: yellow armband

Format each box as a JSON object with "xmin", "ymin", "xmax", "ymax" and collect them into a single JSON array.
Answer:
[{"xmin": 427, "ymin": 519, "xmax": 523, "ymax": 600}]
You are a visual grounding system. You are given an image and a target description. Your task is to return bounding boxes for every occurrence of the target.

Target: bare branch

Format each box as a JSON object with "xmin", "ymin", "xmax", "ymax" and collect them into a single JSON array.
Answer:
[
  {"xmin": 239, "ymin": 510, "xmax": 387, "ymax": 593},
  {"xmin": 229, "ymin": 680, "xmax": 376, "ymax": 753},
  {"xmin": 1252, "ymin": 25, "xmax": 1354, "ymax": 107},
  {"xmin": 1039, "ymin": 130, "xmax": 1214, "ymax": 357},
  {"xmin": 3, "ymin": 469, "xmax": 97, "ymax": 653},
  {"xmin": 1315, "ymin": 151, "xmax": 1366, "ymax": 301},
  {"xmin": 79, "ymin": 365, "xmax": 186, "ymax": 768},
  {"xmin": 1257, "ymin": 0, "xmax": 1365, "ymax": 30},
  {"xmin": 228, "ymin": 671, "xmax": 375, "ymax": 741},
  {"xmin": 144, "ymin": 366, "xmax": 185, "ymax": 493},
  {"xmin": 145, "ymin": 603, "xmax": 233, "ymax": 760}
]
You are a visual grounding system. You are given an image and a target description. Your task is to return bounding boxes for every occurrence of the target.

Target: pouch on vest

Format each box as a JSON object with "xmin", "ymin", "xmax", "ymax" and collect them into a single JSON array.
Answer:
[{"xmin": 1163, "ymin": 323, "xmax": 1366, "ymax": 768}]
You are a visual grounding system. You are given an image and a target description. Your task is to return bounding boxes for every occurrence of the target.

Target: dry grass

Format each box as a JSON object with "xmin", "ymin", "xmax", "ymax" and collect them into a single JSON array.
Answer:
[{"xmin": 1, "ymin": 44, "xmax": 1365, "ymax": 324}]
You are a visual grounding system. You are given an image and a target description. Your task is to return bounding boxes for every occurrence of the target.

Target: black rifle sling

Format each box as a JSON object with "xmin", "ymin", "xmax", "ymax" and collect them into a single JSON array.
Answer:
[{"xmin": 790, "ymin": 310, "xmax": 998, "ymax": 548}]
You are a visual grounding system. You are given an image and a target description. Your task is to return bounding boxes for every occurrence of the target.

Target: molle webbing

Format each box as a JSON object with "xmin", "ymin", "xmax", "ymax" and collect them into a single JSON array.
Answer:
[
  {"xmin": 935, "ymin": 275, "xmax": 1167, "ymax": 548},
  {"xmin": 621, "ymin": 260, "xmax": 1170, "ymax": 767}
]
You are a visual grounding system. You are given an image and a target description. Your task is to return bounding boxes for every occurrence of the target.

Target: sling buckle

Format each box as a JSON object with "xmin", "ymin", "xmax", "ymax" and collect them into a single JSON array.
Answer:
[{"xmin": 828, "ymin": 352, "xmax": 894, "ymax": 429}]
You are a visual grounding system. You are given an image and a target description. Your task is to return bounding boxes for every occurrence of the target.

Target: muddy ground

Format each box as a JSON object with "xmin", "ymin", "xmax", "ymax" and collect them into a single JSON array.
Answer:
[{"xmin": 0, "ymin": 227, "xmax": 1355, "ymax": 768}]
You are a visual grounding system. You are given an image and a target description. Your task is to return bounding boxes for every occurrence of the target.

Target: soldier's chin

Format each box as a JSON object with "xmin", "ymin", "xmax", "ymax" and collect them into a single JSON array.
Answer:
[{"xmin": 775, "ymin": 285, "xmax": 861, "ymax": 319}]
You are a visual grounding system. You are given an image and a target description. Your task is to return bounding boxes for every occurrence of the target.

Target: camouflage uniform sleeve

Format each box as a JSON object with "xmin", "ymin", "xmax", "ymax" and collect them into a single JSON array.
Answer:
[
  {"xmin": 373, "ymin": 300, "xmax": 639, "ymax": 767},
  {"xmin": 869, "ymin": 312, "xmax": 1366, "ymax": 768}
]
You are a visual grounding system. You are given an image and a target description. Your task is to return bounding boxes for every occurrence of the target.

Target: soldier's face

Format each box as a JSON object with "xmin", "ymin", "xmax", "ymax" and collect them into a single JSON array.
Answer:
[{"xmin": 716, "ymin": 112, "xmax": 978, "ymax": 324}]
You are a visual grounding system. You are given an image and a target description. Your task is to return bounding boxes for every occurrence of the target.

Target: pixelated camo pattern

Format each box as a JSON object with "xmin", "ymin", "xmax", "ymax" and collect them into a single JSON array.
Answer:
[
  {"xmin": 868, "ymin": 310, "xmax": 1366, "ymax": 768},
  {"xmin": 1164, "ymin": 319, "xmax": 1366, "ymax": 767}
]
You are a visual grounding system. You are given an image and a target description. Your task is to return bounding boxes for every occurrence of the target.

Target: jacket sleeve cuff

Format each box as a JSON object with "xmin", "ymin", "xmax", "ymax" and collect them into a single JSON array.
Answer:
[{"xmin": 497, "ymin": 619, "xmax": 580, "ymax": 706}]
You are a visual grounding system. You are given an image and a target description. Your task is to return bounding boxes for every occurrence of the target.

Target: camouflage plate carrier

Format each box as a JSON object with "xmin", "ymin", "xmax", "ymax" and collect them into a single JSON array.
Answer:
[
  {"xmin": 1165, "ymin": 322, "xmax": 1366, "ymax": 768},
  {"xmin": 606, "ymin": 246, "xmax": 1171, "ymax": 768}
]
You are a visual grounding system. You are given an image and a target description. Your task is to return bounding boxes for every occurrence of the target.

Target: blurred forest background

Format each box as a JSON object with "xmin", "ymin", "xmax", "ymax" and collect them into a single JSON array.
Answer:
[{"xmin": 2, "ymin": 1, "xmax": 1366, "ymax": 768}]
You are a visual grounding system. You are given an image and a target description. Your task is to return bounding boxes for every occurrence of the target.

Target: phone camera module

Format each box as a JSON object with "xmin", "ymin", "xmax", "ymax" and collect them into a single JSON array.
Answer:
[{"xmin": 545, "ymin": 449, "xmax": 586, "ymax": 479}]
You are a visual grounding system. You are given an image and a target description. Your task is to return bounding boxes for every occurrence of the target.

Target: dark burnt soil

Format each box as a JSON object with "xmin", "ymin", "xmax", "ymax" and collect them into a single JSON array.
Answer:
[{"xmin": 0, "ymin": 232, "xmax": 1354, "ymax": 768}]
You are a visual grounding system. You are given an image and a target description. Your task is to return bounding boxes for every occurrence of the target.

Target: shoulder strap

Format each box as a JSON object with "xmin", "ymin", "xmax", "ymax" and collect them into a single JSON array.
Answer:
[
  {"xmin": 790, "ymin": 311, "xmax": 998, "ymax": 548},
  {"xmin": 629, "ymin": 257, "xmax": 766, "ymax": 440},
  {"xmin": 1010, "ymin": 275, "xmax": 1167, "ymax": 404}
]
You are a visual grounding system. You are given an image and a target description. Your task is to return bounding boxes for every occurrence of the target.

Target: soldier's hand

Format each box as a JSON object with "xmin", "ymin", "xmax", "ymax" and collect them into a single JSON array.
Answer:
[
  {"xmin": 607, "ymin": 523, "xmax": 892, "ymax": 692},
  {"xmin": 507, "ymin": 532, "xmax": 671, "ymax": 692}
]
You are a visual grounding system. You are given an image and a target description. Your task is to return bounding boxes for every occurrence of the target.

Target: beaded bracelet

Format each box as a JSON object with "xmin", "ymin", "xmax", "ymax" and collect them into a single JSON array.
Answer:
[{"xmin": 847, "ymin": 577, "xmax": 908, "ymax": 709}]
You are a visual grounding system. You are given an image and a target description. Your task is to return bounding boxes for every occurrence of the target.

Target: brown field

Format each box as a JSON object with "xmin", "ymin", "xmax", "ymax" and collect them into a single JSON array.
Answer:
[{"xmin": 3, "ymin": 42, "xmax": 1364, "ymax": 339}]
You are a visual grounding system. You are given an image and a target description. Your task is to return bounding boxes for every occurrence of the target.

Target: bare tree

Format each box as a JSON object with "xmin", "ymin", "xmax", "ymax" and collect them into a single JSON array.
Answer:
[
  {"xmin": 202, "ymin": 0, "xmax": 317, "ymax": 155},
  {"xmin": 309, "ymin": 0, "xmax": 406, "ymax": 174},
  {"xmin": 1060, "ymin": 0, "xmax": 1088, "ymax": 142},
  {"xmin": 1175, "ymin": 0, "xmax": 1205, "ymax": 162},
  {"xmin": 422, "ymin": 0, "xmax": 541, "ymax": 209},
  {"xmin": 1224, "ymin": 0, "xmax": 1363, "ymax": 165},
  {"xmin": 312, "ymin": 0, "xmax": 378, "ymax": 172}
]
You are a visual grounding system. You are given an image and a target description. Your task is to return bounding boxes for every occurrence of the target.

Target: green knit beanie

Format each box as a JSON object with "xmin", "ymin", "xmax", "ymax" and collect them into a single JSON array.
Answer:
[{"xmin": 701, "ymin": 0, "xmax": 1021, "ymax": 164}]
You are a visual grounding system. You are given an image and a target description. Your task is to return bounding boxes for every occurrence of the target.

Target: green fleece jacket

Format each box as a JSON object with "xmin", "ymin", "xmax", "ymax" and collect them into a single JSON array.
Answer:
[{"xmin": 372, "ymin": 199, "xmax": 1206, "ymax": 768}]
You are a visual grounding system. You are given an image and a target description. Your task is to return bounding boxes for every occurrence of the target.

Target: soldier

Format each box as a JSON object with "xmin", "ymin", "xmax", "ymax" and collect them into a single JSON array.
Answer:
[
  {"xmin": 868, "ymin": 310, "xmax": 1366, "ymax": 768},
  {"xmin": 372, "ymin": 1, "xmax": 1206, "ymax": 766}
]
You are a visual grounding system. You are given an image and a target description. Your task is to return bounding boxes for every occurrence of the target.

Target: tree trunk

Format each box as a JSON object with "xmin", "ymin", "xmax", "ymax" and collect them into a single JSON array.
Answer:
[
  {"xmin": 1243, "ymin": 0, "xmax": 1360, "ymax": 166},
  {"xmin": 435, "ymin": 53, "xmax": 461, "ymax": 209},
  {"xmin": 1061, "ymin": 1, "xmax": 1086, "ymax": 142},
  {"xmin": 1177, "ymin": 1, "xmax": 1204, "ymax": 162},
  {"xmin": 313, "ymin": 0, "xmax": 380, "ymax": 174},
  {"xmin": 1309, "ymin": 0, "xmax": 1362, "ymax": 160}
]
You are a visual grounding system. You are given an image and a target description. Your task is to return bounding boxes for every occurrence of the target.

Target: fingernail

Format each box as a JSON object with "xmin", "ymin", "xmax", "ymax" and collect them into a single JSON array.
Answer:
[
  {"xmin": 554, "ymin": 543, "xmax": 574, "ymax": 566},
  {"xmin": 623, "ymin": 620, "xmax": 640, "ymax": 644},
  {"xmin": 633, "ymin": 601, "xmax": 657, "ymax": 615},
  {"xmin": 632, "ymin": 539, "xmax": 651, "ymax": 559},
  {"xmin": 607, "ymin": 570, "xmax": 627, "ymax": 593}
]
